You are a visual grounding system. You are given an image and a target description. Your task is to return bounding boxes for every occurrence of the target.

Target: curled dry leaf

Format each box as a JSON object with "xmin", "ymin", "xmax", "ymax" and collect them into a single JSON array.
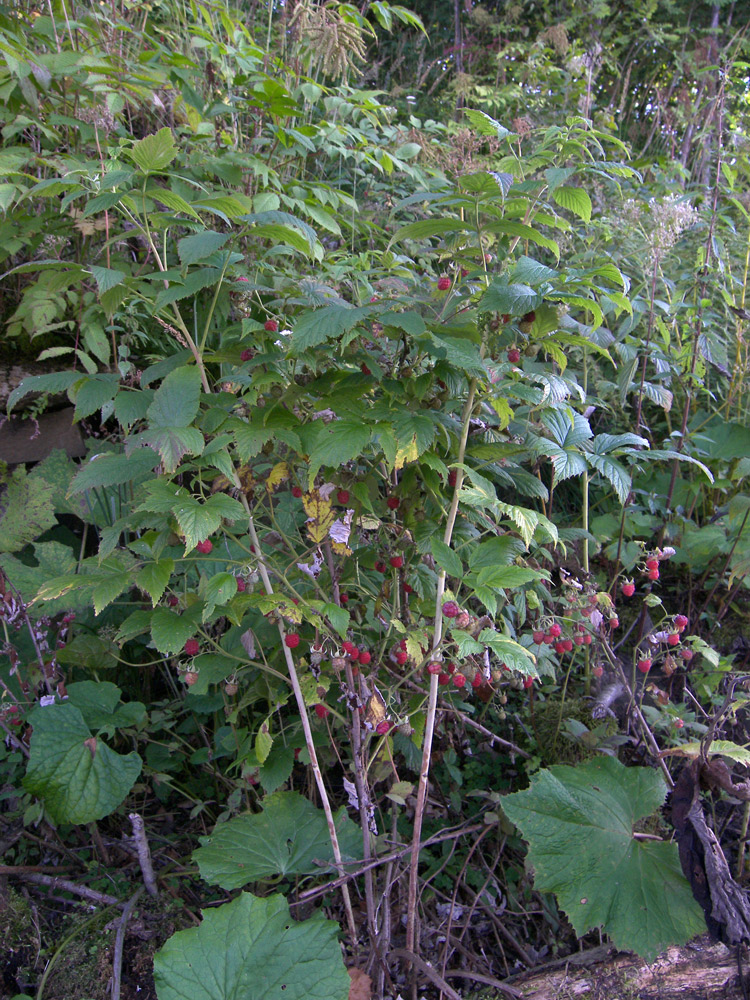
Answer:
[{"xmin": 347, "ymin": 967, "xmax": 371, "ymax": 1000}]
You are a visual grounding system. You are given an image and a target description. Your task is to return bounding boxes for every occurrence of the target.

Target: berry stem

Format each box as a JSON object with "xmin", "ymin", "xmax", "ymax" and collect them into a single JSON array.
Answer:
[
  {"xmin": 405, "ymin": 377, "xmax": 478, "ymax": 957},
  {"xmin": 230, "ymin": 471, "xmax": 359, "ymax": 950}
]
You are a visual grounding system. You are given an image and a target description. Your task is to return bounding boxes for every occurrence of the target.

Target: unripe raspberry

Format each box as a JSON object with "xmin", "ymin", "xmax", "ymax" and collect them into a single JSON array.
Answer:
[
  {"xmin": 455, "ymin": 611, "xmax": 472, "ymax": 629},
  {"xmin": 184, "ymin": 670, "xmax": 199, "ymax": 686},
  {"xmin": 609, "ymin": 616, "xmax": 619, "ymax": 629},
  {"xmin": 225, "ymin": 681, "xmax": 238, "ymax": 696},
  {"xmin": 184, "ymin": 638, "xmax": 200, "ymax": 657},
  {"xmin": 674, "ymin": 718, "xmax": 684, "ymax": 729},
  {"xmin": 680, "ymin": 648, "xmax": 694, "ymax": 661},
  {"xmin": 443, "ymin": 601, "xmax": 460, "ymax": 618}
]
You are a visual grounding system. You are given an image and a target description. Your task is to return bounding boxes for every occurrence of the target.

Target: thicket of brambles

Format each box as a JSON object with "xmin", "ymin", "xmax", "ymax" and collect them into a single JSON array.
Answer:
[{"xmin": 1, "ymin": 1, "xmax": 750, "ymax": 997}]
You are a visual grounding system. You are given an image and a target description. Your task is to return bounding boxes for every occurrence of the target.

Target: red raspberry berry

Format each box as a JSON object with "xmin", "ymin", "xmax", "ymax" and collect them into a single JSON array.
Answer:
[
  {"xmin": 622, "ymin": 582, "xmax": 635, "ymax": 597},
  {"xmin": 437, "ymin": 276, "xmax": 451, "ymax": 291},
  {"xmin": 592, "ymin": 665, "xmax": 604, "ymax": 678},
  {"xmin": 314, "ymin": 703, "xmax": 329, "ymax": 719},
  {"xmin": 674, "ymin": 614, "xmax": 689, "ymax": 631},
  {"xmin": 667, "ymin": 632, "xmax": 680, "ymax": 646},
  {"xmin": 403, "ymin": 583, "xmax": 413, "ymax": 594},
  {"xmin": 554, "ymin": 641, "xmax": 565, "ymax": 655},
  {"xmin": 674, "ymin": 718, "xmax": 684, "ymax": 729},
  {"xmin": 236, "ymin": 578, "xmax": 246, "ymax": 593},
  {"xmin": 637, "ymin": 658, "xmax": 652, "ymax": 673},
  {"xmin": 680, "ymin": 648, "xmax": 694, "ymax": 661},
  {"xmin": 389, "ymin": 555, "xmax": 404, "ymax": 569},
  {"xmin": 375, "ymin": 719, "xmax": 392, "ymax": 735},
  {"xmin": 340, "ymin": 594, "xmax": 349, "ymax": 604},
  {"xmin": 523, "ymin": 676, "xmax": 534, "ymax": 689},
  {"xmin": 360, "ymin": 363, "xmax": 372, "ymax": 375},
  {"xmin": 472, "ymin": 671, "xmax": 483, "ymax": 688},
  {"xmin": 507, "ymin": 348, "xmax": 521, "ymax": 363},
  {"xmin": 648, "ymin": 568, "xmax": 660, "ymax": 581},
  {"xmin": 264, "ymin": 319, "xmax": 278, "ymax": 332},
  {"xmin": 448, "ymin": 470, "xmax": 457, "ymax": 487},
  {"xmin": 562, "ymin": 638, "xmax": 573, "ymax": 652},
  {"xmin": 646, "ymin": 558, "xmax": 659, "ymax": 571},
  {"xmin": 184, "ymin": 670, "xmax": 199, "ymax": 686},
  {"xmin": 167, "ymin": 595, "xmax": 179, "ymax": 607},
  {"xmin": 438, "ymin": 672, "xmax": 451, "ymax": 685},
  {"xmin": 184, "ymin": 638, "xmax": 200, "ymax": 657},
  {"xmin": 443, "ymin": 601, "xmax": 460, "ymax": 618},
  {"xmin": 343, "ymin": 641, "xmax": 356, "ymax": 655},
  {"xmin": 240, "ymin": 348, "xmax": 253, "ymax": 362},
  {"xmin": 337, "ymin": 489, "xmax": 350, "ymax": 504},
  {"xmin": 609, "ymin": 616, "xmax": 619, "ymax": 629},
  {"xmin": 549, "ymin": 623, "xmax": 562, "ymax": 638},
  {"xmin": 522, "ymin": 310, "xmax": 536, "ymax": 323},
  {"xmin": 395, "ymin": 651, "xmax": 408, "ymax": 665},
  {"xmin": 196, "ymin": 539, "xmax": 213, "ymax": 554},
  {"xmin": 285, "ymin": 632, "xmax": 300, "ymax": 648},
  {"xmin": 375, "ymin": 561, "xmax": 387, "ymax": 573},
  {"xmin": 225, "ymin": 681, "xmax": 238, "ymax": 696},
  {"xmin": 574, "ymin": 635, "xmax": 584, "ymax": 646},
  {"xmin": 453, "ymin": 673, "xmax": 466, "ymax": 688},
  {"xmin": 427, "ymin": 660, "xmax": 442, "ymax": 674},
  {"xmin": 292, "ymin": 486, "xmax": 303, "ymax": 498},
  {"xmin": 359, "ymin": 650, "xmax": 372, "ymax": 665},
  {"xmin": 349, "ymin": 648, "xmax": 360, "ymax": 662},
  {"xmin": 583, "ymin": 634, "xmax": 592, "ymax": 645},
  {"xmin": 386, "ymin": 497, "xmax": 400, "ymax": 510},
  {"xmin": 532, "ymin": 630, "xmax": 545, "ymax": 644},
  {"xmin": 543, "ymin": 633, "xmax": 555, "ymax": 644},
  {"xmin": 399, "ymin": 639, "xmax": 408, "ymax": 650}
]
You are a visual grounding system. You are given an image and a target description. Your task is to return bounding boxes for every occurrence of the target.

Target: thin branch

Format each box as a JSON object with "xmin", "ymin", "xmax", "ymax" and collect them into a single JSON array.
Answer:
[
  {"xmin": 111, "ymin": 887, "xmax": 143, "ymax": 1000},
  {"xmin": 129, "ymin": 813, "xmax": 158, "ymax": 897}
]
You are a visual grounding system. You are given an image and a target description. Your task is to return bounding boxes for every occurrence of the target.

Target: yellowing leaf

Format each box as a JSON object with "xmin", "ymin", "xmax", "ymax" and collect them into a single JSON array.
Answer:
[
  {"xmin": 256, "ymin": 717, "xmax": 273, "ymax": 764},
  {"xmin": 395, "ymin": 436, "xmax": 420, "ymax": 470},
  {"xmin": 302, "ymin": 490, "xmax": 336, "ymax": 545},
  {"xmin": 266, "ymin": 462, "xmax": 290, "ymax": 493},
  {"xmin": 331, "ymin": 541, "xmax": 352, "ymax": 556}
]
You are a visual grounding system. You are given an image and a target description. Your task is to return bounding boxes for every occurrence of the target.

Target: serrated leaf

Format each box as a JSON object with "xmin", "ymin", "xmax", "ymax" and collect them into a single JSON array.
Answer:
[
  {"xmin": 512, "ymin": 256, "xmax": 559, "ymax": 285},
  {"xmin": 430, "ymin": 538, "xmax": 463, "ymax": 578},
  {"xmin": 147, "ymin": 365, "xmax": 202, "ymax": 428},
  {"xmin": 90, "ymin": 265, "xmax": 126, "ymax": 293},
  {"xmin": 479, "ymin": 281, "xmax": 542, "ymax": 315},
  {"xmin": 255, "ymin": 716, "xmax": 273, "ymax": 765},
  {"xmin": 193, "ymin": 791, "xmax": 361, "ymax": 888},
  {"xmin": 478, "ymin": 630, "xmax": 536, "ymax": 673},
  {"xmin": 152, "ymin": 892, "xmax": 349, "ymax": 1000},
  {"xmin": 23, "ymin": 702, "xmax": 142, "ymax": 824},
  {"xmin": 177, "ymin": 230, "xmax": 229, "ymax": 266},
  {"xmin": 66, "ymin": 681, "xmax": 146, "ymax": 733},
  {"xmin": 7, "ymin": 371, "xmax": 80, "ymax": 412},
  {"xmin": 502, "ymin": 756, "xmax": 705, "ymax": 961},
  {"xmin": 139, "ymin": 426, "xmax": 204, "ymax": 474},
  {"xmin": 0, "ymin": 542, "xmax": 78, "ymax": 616},
  {"xmin": 291, "ymin": 303, "xmax": 371, "ymax": 351},
  {"xmin": 0, "ymin": 467, "xmax": 56, "ymax": 553},
  {"xmin": 552, "ymin": 185, "xmax": 592, "ymax": 222},
  {"xmin": 151, "ymin": 607, "xmax": 200, "ymax": 655},
  {"xmin": 475, "ymin": 565, "xmax": 543, "ymax": 589},
  {"xmin": 307, "ymin": 421, "xmax": 371, "ymax": 485},
  {"xmin": 69, "ymin": 447, "xmax": 160, "ymax": 494},
  {"xmin": 136, "ymin": 559, "xmax": 174, "ymax": 607},
  {"xmin": 426, "ymin": 335, "xmax": 485, "ymax": 376},
  {"xmin": 468, "ymin": 535, "xmax": 526, "ymax": 569},
  {"xmin": 127, "ymin": 128, "xmax": 177, "ymax": 173},
  {"xmin": 462, "ymin": 108, "xmax": 513, "ymax": 140}
]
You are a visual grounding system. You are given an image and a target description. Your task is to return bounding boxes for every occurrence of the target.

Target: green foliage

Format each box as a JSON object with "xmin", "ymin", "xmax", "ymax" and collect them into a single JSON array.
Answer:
[
  {"xmin": 502, "ymin": 757, "xmax": 705, "ymax": 961},
  {"xmin": 153, "ymin": 893, "xmax": 350, "ymax": 1000}
]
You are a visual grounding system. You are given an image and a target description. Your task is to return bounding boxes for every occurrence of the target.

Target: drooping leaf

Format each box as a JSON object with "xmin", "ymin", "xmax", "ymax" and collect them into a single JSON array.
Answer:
[
  {"xmin": 307, "ymin": 421, "xmax": 371, "ymax": 485},
  {"xmin": 552, "ymin": 185, "xmax": 593, "ymax": 222},
  {"xmin": 69, "ymin": 448, "xmax": 161, "ymax": 495},
  {"xmin": 0, "ymin": 467, "xmax": 56, "ymax": 553},
  {"xmin": 23, "ymin": 702, "xmax": 142, "ymax": 824},
  {"xmin": 291, "ymin": 304, "xmax": 372, "ymax": 351},
  {"xmin": 127, "ymin": 128, "xmax": 178, "ymax": 173},
  {"xmin": 501, "ymin": 756, "xmax": 705, "ymax": 961},
  {"xmin": 152, "ymin": 892, "xmax": 350, "ymax": 1000},
  {"xmin": 430, "ymin": 538, "xmax": 463, "ymax": 578},
  {"xmin": 177, "ymin": 230, "xmax": 229, "ymax": 266},
  {"xmin": 147, "ymin": 366, "xmax": 202, "ymax": 428},
  {"xmin": 479, "ymin": 281, "xmax": 542, "ymax": 316},
  {"xmin": 194, "ymin": 790, "xmax": 361, "ymax": 889},
  {"xmin": 66, "ymin": 681, "xmax": 146, "ymax": 734},
  {"xmin": 136, "ymin": 559, "xmax": 175, "ymax": 607}
]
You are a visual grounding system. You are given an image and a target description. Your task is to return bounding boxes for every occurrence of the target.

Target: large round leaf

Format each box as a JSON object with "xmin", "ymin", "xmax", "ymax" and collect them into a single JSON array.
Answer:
[
  {"xmin": 153, "ymin": 892, "xmax": 349, "ymax": 1000},
  {"xmin": 502, "ymin": 756, "xmax": 705, "ymax": 960},
  {"xmin": 23, "ymin": 702, "xmax": 142, "ymax": 824}
]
